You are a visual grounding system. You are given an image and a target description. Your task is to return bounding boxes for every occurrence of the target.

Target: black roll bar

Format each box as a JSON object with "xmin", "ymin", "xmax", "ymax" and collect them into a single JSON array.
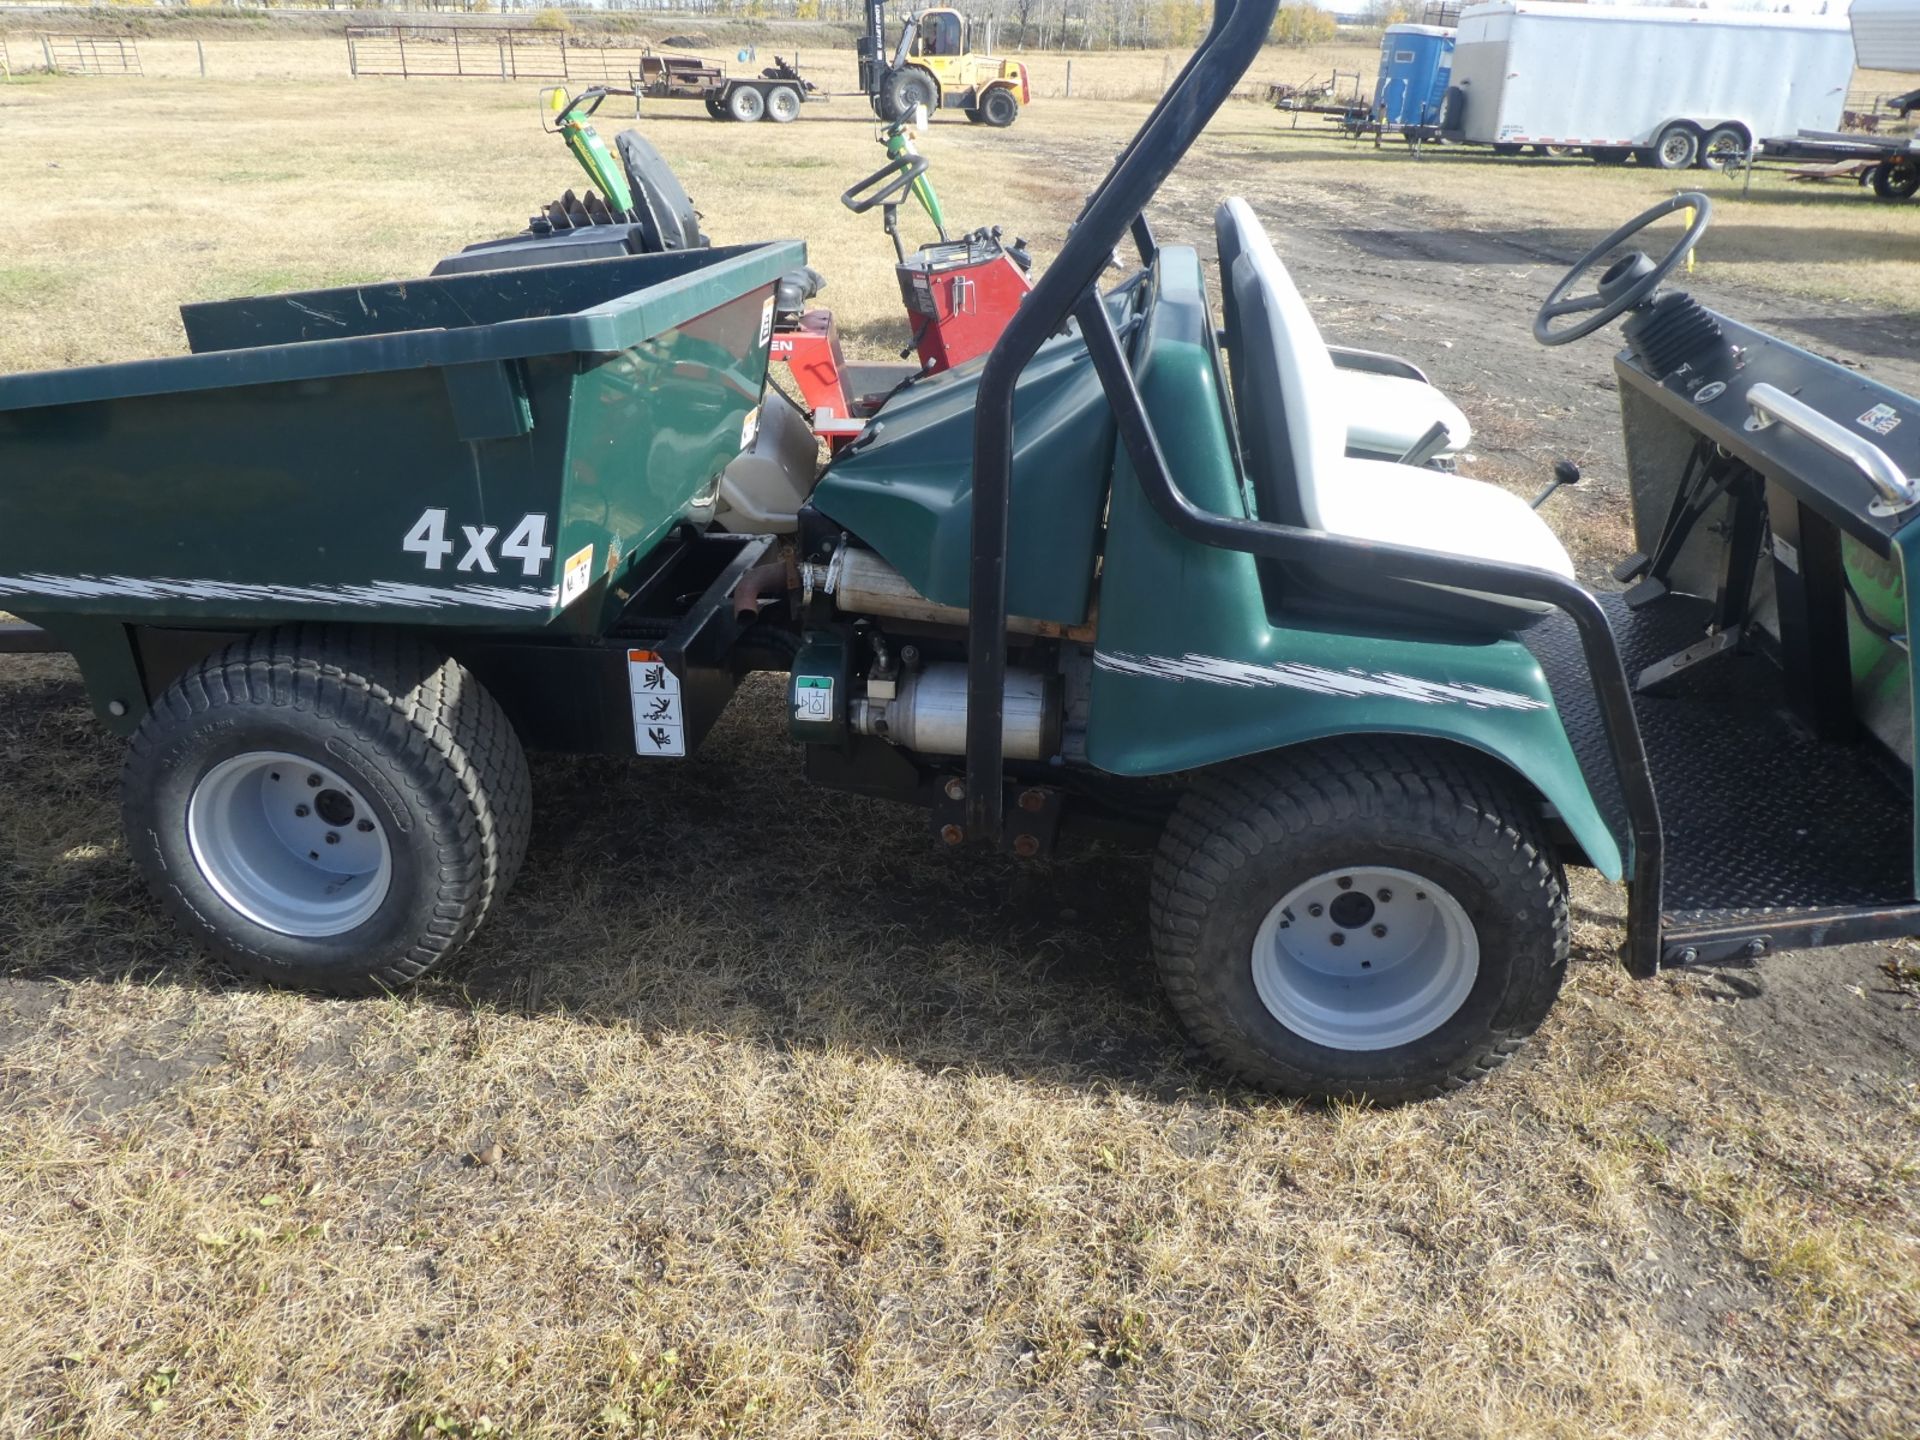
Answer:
[
  {"xmin": 964, "ymin": 0, "xmax": 1277, "ymax": 842},
  {"xmin": 1069, "ymin": 288, "xmax": 1666, "ymax": 973}
]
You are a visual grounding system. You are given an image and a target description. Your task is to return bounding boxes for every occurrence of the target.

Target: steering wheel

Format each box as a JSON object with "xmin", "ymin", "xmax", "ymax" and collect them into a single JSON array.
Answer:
[
  {"xmin": 841, "ymin": 153, "xmax": 930, "ymax": 215},
  {"xmin": 1534, "ymin": 192, "xmax": 1712, "ymax": 346}
]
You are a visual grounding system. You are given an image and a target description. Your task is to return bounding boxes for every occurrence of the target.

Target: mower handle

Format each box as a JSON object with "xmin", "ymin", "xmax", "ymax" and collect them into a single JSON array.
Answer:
[
  {"xmin": 542, "ymin": 85, "xmax": 634, "ymax": 133},
  {"xmin": 841, "ymin": 153, "xmax": 930, "ymax": 215}
]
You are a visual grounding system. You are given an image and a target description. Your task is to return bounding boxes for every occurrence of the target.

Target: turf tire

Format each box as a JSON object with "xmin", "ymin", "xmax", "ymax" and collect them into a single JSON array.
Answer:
[
  {"xmin": 122, "ymin": 626, "xmax": 532, "ymax": 995},
  {"xmin": 1150, "ymin": 739, "xmax": 1569, "ymax": 1103}
]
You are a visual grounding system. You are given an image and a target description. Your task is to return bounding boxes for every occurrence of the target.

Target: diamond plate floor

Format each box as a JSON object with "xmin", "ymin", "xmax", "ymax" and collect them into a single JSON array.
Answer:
[{"xmin": 1527, "ymin": 593, "xmax": 1913, "ymax": 929}]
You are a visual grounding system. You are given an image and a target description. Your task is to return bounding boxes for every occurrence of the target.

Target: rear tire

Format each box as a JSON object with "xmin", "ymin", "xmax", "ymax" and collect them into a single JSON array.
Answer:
[
  {"xmin": 978, "ymin": 85, "xmax": 1018, "ymax": 128},
  {"xmin": 1648, "ymin": 122, "xmax": 1699, "ymax": 171},
  {"xmin": 704, "ymin": 92, "xmax": 727, "ymax": 120},
  {"xmin": 765, "ymin": 83, "xmax": 802, "ymax": 123},
  {"xmin": 1699, "ymin": 125, "xmax": 1747, "ymax": 171},
  {"xmin": 1150, "ymin": 740, "xmax": 1569, "ymax": 1103},
  {"xmin": 122, "ymin": 627, "xmax": 532, "ymax": 996},
  {"xmin": 727, "ymin": 84, "xmax": 766, "ymax": 123}
]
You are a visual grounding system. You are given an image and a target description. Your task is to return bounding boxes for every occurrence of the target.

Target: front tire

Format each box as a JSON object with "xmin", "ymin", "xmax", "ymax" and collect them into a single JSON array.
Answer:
[
  {"xmin": 884, "ymin": 67, "xmax": 939, "ymax": 123},
  {"xmin": 1150, "ymin": 741, "xmax": 1569, "ymax": 1102},
  {"xmin": 978, "ymin": 85, "xmax": 1018, "ymax": 128},
  {"xmin": 122, "ymin": 627, "xmax": 531, "ymax": 996}
]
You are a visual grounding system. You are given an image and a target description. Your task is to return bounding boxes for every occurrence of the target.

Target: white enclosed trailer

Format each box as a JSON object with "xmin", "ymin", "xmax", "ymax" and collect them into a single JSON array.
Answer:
[
  {"xmin": 1851, "ymin": 0, "xmax": 1920, "ymax": 73},
  {"xmin": 1442, "ymin": 1, "xmax": 1856, "ymax": 170}
]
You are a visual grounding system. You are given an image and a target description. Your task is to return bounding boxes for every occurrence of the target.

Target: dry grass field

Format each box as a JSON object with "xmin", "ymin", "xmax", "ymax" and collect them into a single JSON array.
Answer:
[{"xmin": 2, "ymin": 34, "xmax": 1919, "ymax": 1440}]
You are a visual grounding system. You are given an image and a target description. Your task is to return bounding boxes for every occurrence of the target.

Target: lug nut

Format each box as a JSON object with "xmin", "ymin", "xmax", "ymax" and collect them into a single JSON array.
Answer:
[
  {"xmin": 294, "ymin": 804, "xmax": 310, "ymax": 818},
  {"xmin": 307, "ymin": 774, "xmax": 322, "ymax": 788},
  {"xmin": 1376, "ymin": 888, "xmax": 1392, "ymax": 903},
  {"xmin": 1336, "ymin": 876, "xmax": 1353, "ymax": 890},
  {"xmin": 357, "ymin": 819, "xmax": 375, "ymax": 833},
  {"xmin": 1371, "ymin": 924, "xmax": 1387, "ymax": 938},
  {"xmin": 940, "ymin": 823, "xmax": 964, "ymax": 846},
  {"xmin": 943, "ymin": 778, "xmax": 965, "ymax": 802},
  {"xmin": 324, "ymin": 832, "xmax": 340, "ymax": 846},
  {"xmin": 1018, "ymin": 789, "xmax": 1046, "ymax": 813},
  {"xmin": 1307, "ymin": 903, "xmax": 1323, "ymax": 917},
  {"xmin": 1013, "ymin": 834, "xmax": 1039, "ymax": 858},
  {"xmin": 1329, "ymin": 933, "xmax": 1345, "ymax": 947}
]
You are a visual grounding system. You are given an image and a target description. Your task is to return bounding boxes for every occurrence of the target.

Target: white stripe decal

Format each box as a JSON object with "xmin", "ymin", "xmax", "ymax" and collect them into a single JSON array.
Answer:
[
  {"xmin": 1094, "ymin": 650, "xmax": 1549, "ymax": 712},
  {"xmin": 0, "ymin": 573, "xmax": 558, "ymax": 612}
]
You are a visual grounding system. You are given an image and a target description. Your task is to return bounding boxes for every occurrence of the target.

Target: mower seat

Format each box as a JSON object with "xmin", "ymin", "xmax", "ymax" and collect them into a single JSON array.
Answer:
[
  {"xmin": 1216, "ymin": 199, "xmax": 1470, "ymax": 463},
  {"xmin": 1226, "ymin": 208, "xmax": 1572, "ymax": 631}
]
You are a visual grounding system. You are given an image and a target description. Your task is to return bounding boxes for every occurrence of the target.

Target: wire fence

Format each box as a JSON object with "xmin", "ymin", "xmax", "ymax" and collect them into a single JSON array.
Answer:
[{"xmin": 345, "ymin": 25, "xmax": 654, "ymax": 81}]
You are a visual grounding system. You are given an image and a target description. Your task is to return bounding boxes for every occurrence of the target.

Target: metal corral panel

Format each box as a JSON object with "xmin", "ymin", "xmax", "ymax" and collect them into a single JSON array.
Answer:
[
  {"xmin": 1852, "ymin": 0, "xmax": 1920, "ymax": 73},
  {"xmin": 1449, "ymin": 1, "xmax": 1855, "ymax": 147}
]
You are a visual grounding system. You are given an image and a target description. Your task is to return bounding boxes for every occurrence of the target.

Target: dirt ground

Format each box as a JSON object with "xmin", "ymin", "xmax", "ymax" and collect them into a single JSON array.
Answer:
[{"xmin": 2, "ymin": 44, "xmax": 1919, "ymax": 1440}]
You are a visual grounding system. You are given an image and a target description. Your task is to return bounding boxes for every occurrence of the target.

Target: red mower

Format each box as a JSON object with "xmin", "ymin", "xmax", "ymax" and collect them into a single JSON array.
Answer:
[{"xmin": 768, "ymin": 119, "xmax": 1033, "ymax": 449}]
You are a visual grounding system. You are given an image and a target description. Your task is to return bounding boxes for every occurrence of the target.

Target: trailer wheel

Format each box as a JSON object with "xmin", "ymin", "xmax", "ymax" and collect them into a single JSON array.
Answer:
[
  {"xmin": 122, "ymin": 627, "xmax": 531, "ymax": 996},
  {"xmin": 1150, "ymin": 740, "xmax": 1569, "ymax": 1103},
  {"xmin": 1872, "ymin": 157, "xmax": 1920, "ymax": 201},
  {"xmin": 1647, "ymin": 123, "xmax": 1700, "ymax": 171},
  {"xmin": 978, "ymin": 85, "xmax": 1019, "ymax": 128},
  {"xmin": 964, "ymin": 106, "xmax": 986, "ymax": 124},
  {"xmin": 704, "ymin": 92, "xmax": 727, "ymax": 120},
  {"xmin": 727, "ymin": 84, "xmax": 766, "ymax": 123},
  {"xmin": 765, "ymin": 83, "xmax": 802, "ymax": 123},
  {"xmin": 1699, "ymin": 126, "xmax": 1748, "ymax": 172}
]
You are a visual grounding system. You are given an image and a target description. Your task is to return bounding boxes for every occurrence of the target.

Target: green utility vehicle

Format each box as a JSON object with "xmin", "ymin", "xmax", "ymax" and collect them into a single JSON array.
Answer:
[{"xmin": 6, "ymin": 0, "xmax": 1920, "ymax": 1101}]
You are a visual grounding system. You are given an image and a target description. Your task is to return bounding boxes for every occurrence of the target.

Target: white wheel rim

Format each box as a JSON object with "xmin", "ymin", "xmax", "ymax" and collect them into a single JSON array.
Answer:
[
  {"xmin": 1660, "ymin": 132, "xmax": 1692, "ymax": 166},
  {"xmin": 770, "ymin": 88, "xmax": 798, "ymax": 120},
  {"xmin": 1251, "ymin": 866, "xmax": 1479, "ymax": 1051},
  {"xmin": 187, "ymin": 751, "xmax": 393, "ymax": 938}
]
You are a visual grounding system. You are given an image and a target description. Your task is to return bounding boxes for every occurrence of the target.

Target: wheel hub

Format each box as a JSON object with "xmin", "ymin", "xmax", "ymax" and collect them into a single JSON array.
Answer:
[
  {"xmin": 187, "ymin": 751, "xmax": 393, "ymax": 938},
  {"xmin": 1251, "ymin": 866, "xmax": 1479, "ymax": 1051}
]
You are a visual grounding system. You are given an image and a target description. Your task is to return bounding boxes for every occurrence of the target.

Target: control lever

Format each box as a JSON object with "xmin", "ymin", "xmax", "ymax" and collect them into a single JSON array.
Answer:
[{"xmin": 1531, "ymin": 459, "xmax": 1581, "ymax": 510}]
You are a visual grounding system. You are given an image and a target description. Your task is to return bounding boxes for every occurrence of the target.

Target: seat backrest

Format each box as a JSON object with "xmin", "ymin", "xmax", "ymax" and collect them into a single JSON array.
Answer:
[{"xmin": 1224, "ymin": 209, "xmax": 1343, "ymax": 531}]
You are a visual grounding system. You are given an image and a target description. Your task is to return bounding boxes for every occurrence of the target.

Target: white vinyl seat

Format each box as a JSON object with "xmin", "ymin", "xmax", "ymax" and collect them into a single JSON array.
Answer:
[
  {"xmin": 1216, "ymin": 199, "xmax": 1472, "ymax": 462},
  {"xmin": 1221, "ymin": 198, "xmax": 1573, "ymax": 630},
  {"xmin": 1334, "ymin": 370, "xmax": 1472, "ymax": 460}
]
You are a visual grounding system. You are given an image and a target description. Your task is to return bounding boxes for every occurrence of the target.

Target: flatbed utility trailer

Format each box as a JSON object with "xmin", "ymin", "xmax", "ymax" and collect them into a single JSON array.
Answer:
[
  {"xmin": 9, "ymin": 0, "xmax": 1920, "ymax": 1105},
  {"xmin": 634, "ymin": 49, "xmax": 819, "ymax": 123}
]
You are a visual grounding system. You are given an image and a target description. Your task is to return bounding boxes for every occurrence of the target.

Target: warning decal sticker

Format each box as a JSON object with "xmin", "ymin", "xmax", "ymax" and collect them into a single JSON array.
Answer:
[
  {"xmin": 792, "ymin": 675, "xmax": 833, "ymax": 723},
  {"xmin": 627, "ymin": 650, "xmax": 686, "ymax": 757},
  {"xmin": 560, "ymin": 544, "xmax": 594, "ymax": 609}
]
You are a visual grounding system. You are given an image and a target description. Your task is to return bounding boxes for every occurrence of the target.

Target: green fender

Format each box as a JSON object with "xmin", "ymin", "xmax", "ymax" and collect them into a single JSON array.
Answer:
[{"xmin": 1083, "ymin": 246, "xmax": 1623, "ymax": 882}]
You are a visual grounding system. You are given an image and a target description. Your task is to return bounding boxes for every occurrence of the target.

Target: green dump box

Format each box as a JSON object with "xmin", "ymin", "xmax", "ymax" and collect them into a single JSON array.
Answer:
[{"xmin": 0, "ymin": 241, "xmax": 802, "ymax": 631}]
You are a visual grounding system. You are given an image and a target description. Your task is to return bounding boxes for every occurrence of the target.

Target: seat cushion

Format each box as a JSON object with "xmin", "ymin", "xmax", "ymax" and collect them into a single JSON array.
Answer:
[
  {"xmin": 1335, "ymin": 370, "xmax": 1472, "ymax": 459},
  {"xmin": 1317, "ymin": 459, "xmax": 1574, "ymax": 616}
]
